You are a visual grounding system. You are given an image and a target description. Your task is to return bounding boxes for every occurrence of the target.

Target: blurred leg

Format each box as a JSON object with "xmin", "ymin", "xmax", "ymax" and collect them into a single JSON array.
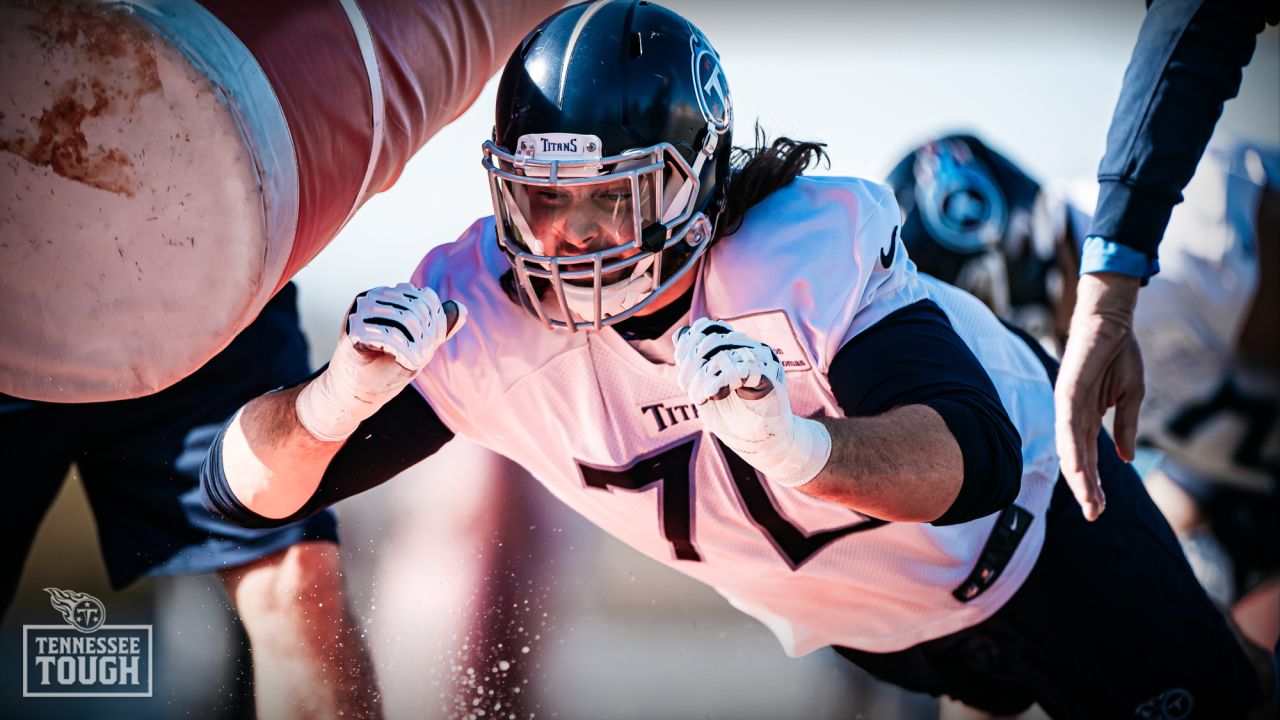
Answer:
[
  {"xmin": 366, "ymin": 439, "xmax": 553, "ymax": 720},
  {"xmin": 72, "ymin": 283, "xmax": 370, "ymax": 715},
  {"xmin": 1233, "ymin": 579, "xmax": 1280, "ymax": 654},
  {"xmin": 221, "ymin": 540, "xmax": 380, "ymax": 720}
]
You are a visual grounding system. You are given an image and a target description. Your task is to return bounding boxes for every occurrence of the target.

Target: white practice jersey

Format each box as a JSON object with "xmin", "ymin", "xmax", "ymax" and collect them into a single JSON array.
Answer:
[{"xmin": 410, "ymin": 176, "xmax": 1059, "ymax": 654}]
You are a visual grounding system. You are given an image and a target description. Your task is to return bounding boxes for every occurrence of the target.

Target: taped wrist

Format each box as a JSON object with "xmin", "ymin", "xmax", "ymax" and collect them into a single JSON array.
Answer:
[
  {"xmin": 296, "ymin": 368, "xmax": 370, "ymax": 441},
  {"xmin": 295, "ymin": 341, "xmax": 408, "ymax": 442},
  {"xmin": 751, "ymin": 416, "xmax": 833, "ymax": 488}
]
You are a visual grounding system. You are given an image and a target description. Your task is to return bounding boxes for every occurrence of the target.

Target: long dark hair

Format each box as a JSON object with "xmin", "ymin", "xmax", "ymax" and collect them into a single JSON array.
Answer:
[{"xmin": 716, "ymin": 125, "xmax": 830, "ymax": 237}]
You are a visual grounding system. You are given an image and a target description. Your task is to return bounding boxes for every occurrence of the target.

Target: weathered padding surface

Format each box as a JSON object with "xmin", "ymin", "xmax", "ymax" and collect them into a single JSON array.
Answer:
[
  {"xmin": 0, "ymin": 0, "xmax": 270, "ymax": 402},
  {"xmin": 0, "ymin": 0, "xmax": 563, "ymax": 402}
]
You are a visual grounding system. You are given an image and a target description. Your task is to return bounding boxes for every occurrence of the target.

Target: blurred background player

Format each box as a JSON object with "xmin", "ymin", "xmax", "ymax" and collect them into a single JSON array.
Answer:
[
  {"xmin": 887, "ymin": 132, "xmax": 1280, "ymax": 680},
  {"xmin": 885, "ymin": 136, "xmax": 1068, "ymax": 351},
  {"xmin": 1, "ymin": 284, "xmax": 376, "ymax": 719},
  {"xmin": 1054, "ymin": 0, "xmax": 1278, "ymax": 525}
]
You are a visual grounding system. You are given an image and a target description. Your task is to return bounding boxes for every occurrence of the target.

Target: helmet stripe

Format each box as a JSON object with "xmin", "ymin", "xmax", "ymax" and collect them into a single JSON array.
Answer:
[{"xmin": 558, "ymin": 0, "xmax": 614, "ymax": 107}]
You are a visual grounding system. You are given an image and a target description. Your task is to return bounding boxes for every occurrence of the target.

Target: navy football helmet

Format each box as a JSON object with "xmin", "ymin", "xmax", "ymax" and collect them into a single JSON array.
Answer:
[
  {"xmin": 484, "ymin": 0, "xmax": 733, "ymax": 331},
  {"xmin": 886, "ymin": 134, "xmax": 1065, "ymax": 340}
]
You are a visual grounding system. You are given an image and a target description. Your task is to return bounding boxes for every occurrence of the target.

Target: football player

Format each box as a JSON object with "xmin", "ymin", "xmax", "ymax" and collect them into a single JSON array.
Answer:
[
  {"xmin": 884, "ymin": 134, "xmax": 1083, "ymax": 354},
  {"xmin": 202, "ymin": 2, "xmax": 1265, "ymax": 716}
]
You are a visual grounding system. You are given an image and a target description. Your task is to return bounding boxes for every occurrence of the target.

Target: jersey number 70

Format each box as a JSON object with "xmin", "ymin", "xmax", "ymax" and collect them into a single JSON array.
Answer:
[{"xmin": 578, "ymin": 436, "xmax": 885, "ymax": 570}]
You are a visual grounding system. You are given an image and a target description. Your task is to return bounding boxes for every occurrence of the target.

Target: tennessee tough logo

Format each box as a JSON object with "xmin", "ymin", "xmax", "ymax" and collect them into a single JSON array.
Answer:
[{"xmin": 24, "ymin": 587, "xmax": 152, "ymax": 697}]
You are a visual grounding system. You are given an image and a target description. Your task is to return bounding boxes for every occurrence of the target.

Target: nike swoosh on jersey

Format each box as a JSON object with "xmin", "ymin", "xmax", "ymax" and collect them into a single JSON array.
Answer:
[{"xmin": 880, "ymin": 226, "xmax": 899, "ymax": 269}]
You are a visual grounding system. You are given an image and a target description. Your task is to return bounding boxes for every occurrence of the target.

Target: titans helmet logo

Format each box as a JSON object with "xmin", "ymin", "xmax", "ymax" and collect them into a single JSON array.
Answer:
[{"xmin": 691, "ymin": 38, "xmax": 731, "ymax": 134}]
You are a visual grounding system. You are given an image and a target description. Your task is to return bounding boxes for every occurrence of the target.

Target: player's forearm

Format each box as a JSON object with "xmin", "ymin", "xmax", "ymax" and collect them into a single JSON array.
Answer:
[
  {"xmin": 221, "ymin": 384, "xmax": 343, "ymax": 520},
  {"xmin": 207, "ymin": 284, "xmax": 462, "ymax": 526},
  {"xmin": 801, "ymin": 405, "xmax": 962, "ymax": 523}
]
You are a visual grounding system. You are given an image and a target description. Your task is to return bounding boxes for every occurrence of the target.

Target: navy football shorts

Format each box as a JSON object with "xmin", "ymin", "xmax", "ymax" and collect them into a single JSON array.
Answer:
[
  {"xmin": 0, "ymin": 283, "xmax": 337, "ymax": 615},
  {"xmin": 836, "ymin": 326, "xmax": 1265, "ymax": 718},
  {"xmin": 836, "ymin": 432, "xmax": 1264, "ymax": 718}
]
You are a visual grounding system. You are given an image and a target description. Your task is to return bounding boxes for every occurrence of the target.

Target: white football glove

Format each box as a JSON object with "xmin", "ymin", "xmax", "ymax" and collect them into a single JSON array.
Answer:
[
  {"xmin": 296, "ymin": 283, "xmax": 466, "ymax": 442},
  {"xmin": 674, "ymin": 317, "xmax": 831, "ymax": 487}
]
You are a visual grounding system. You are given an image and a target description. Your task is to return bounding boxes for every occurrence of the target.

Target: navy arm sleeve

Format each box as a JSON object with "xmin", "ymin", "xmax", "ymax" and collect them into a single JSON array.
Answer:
[
  {"xmin": 827, "ymin": 300, "xmax": 1023, "ymax": 526},
  {"xmin": 1091, "ymin": 0, "xmax": 1274, "ymax": 259},
  {"xmin": 201, "ymin": 376, "xmax": 455, "ymax": 529}
]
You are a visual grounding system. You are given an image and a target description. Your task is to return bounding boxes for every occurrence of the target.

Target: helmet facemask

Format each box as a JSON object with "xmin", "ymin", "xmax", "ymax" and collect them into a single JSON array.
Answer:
[
  {"xmin": 485, "ymin": 1, "xmax": 733, "ymax": 330},
  {"xmin": 484, "ymin": 128, "xmax": 718, "ymax": 331}
]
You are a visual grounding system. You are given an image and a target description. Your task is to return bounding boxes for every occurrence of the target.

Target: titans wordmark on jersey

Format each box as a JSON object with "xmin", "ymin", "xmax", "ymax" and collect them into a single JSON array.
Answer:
[{"xmin": 410, "ymin": 176, "xmax": 1059, "ymax": 655}]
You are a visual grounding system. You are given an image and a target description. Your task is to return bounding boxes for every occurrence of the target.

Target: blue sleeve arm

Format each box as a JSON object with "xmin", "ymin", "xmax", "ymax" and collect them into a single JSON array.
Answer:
[
  {"xmin": 1089, "ymin": 0, "xmax": 1272, "ymax": 273},
  {"xmin": 1078, "ymin": 235, "xmax": 1162, "ymax": 278},
  {"xmin": 201, "ymin": 379, "xmax": 455, "ymax": 528},
  {"xmin": 827, "ymin": 300, "xmax": 1023, "ymax": 526}
]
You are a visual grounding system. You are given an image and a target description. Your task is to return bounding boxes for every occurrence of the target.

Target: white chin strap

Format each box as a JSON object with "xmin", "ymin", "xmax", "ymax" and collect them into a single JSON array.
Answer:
[
  {"xmin": 561, "ymin": 255, "xmax": 657, "ymax": 321},
  {"xmin": 661, "ymin": 130, "xmax": 716, "ymax": 224}
]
